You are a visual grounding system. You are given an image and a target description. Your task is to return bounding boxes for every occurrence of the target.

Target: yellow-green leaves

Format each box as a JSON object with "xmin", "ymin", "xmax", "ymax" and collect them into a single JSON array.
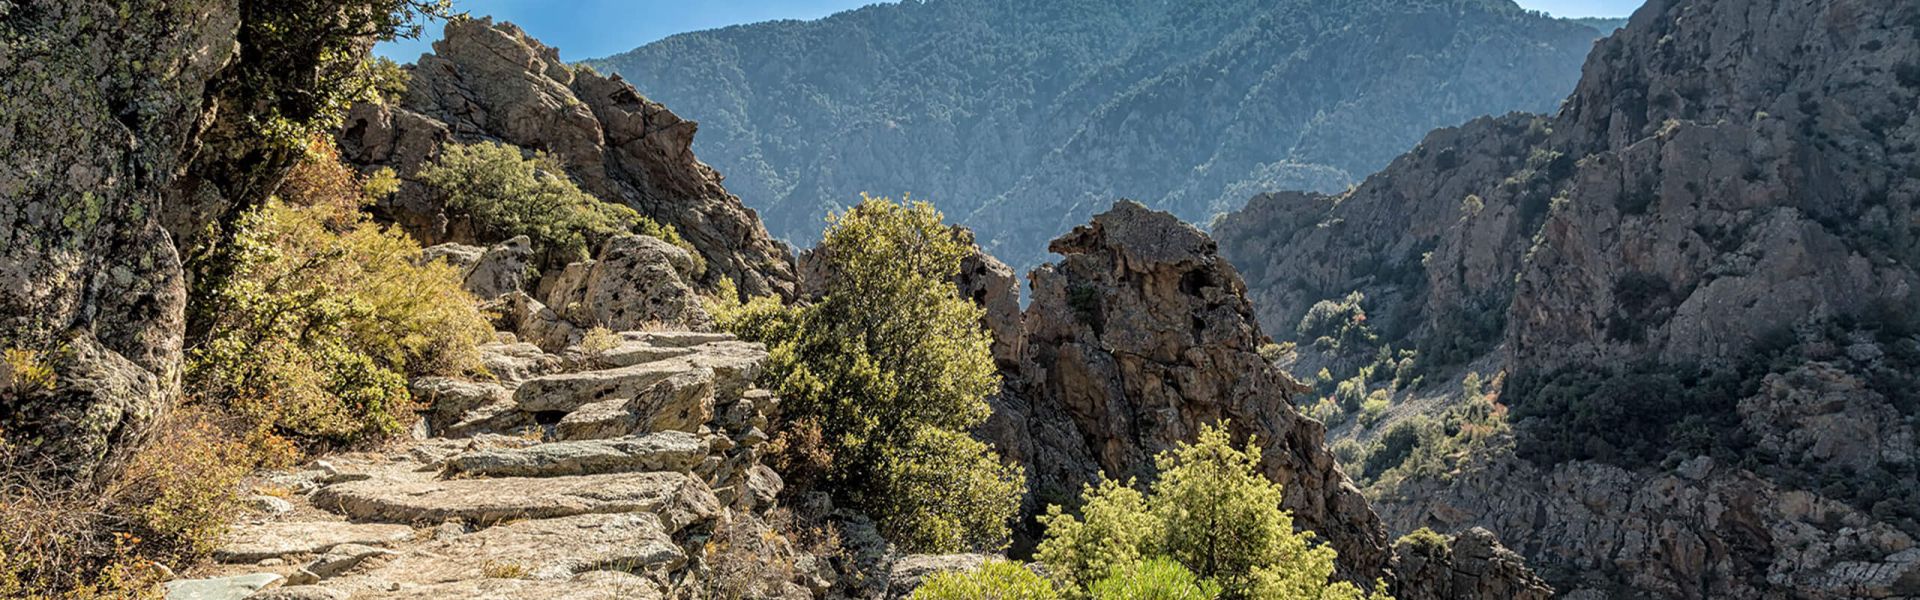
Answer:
[{"xmin": 1037, "ymin": 424, "xmax": 1392, "ymax": 600}]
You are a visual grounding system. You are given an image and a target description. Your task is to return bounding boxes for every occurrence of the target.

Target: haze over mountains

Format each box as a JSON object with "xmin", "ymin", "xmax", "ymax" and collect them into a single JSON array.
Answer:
[{"xmin": 589, "ymin": 0, "xmax": 1616, "ymax": 271}]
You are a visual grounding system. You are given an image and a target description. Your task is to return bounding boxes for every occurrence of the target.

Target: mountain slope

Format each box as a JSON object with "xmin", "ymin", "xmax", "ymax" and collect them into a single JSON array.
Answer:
[
  {"xmin": 1214, "ymin": 0, "xmax": 1920, "ymax": 596},
  {"xmin": 588, "ymin": 0, "xmax": 1610, "ymax": 271}
]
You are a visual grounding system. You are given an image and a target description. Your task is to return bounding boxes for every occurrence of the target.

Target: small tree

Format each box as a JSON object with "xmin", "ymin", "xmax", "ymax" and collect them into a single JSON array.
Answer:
[
  {"xmin": 714, "ymin": 196, "xmax": 1023, "ymax": 553},
  {"xmin": 1037, "ymin": 424, "xmax": 1391, "ymax": 600}
]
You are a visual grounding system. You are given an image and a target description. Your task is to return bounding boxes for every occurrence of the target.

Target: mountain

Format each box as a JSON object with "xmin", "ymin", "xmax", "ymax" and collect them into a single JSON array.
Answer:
[
  {"xmin": 587, "ymin": 0, "xmax": 1612, "ymax": 272},
  {"xmin": 1214, "ymin": 0, "xmax": 1920, "ymax": 596}
]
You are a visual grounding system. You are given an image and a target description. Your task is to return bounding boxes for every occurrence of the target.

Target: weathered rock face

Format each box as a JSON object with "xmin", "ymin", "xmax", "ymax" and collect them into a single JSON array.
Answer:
[
  {"xmin": 992, "ymin": 200, "xmax": 1390, "ymax": 582},
  {"xmin": 340, "ymin": 18, "xmax": 797, "ymax": 300},
  {"xmin": 0, "ymin": 1, "xmax": 244, "ymax": 484},
  {"xmin": 1389, "ymin": 528, "xmax": 1553, "ymax": 600},
  {"xmin": 540, "ymin": 234, "xmax": 714, "ymax": 334},
  {"xmin": 1215, "ymin": 0, "xmax": 1920, "ymax": 596}
]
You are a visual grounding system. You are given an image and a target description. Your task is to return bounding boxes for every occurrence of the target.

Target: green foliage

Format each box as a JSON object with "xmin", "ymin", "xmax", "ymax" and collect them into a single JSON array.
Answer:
[
  {"xmin": 236, "ymin": 0, "xmax": 455, "ymax": 148},
  {"xmin": 1037, "ymin": 424, "xmax": 1390, "ymax": 600},
  {"xmin": 1089, "ymin": 557, "xmax": 1220, "ymax": 600},
  {"xmin": 714, "ymin": 196, "xmax": 1022, "ymax": 553},
  {"xmin": 911, "ymin": 560, "xmax": 1060, "ymax": 600},
  {"xmin": 1357, "ymin": 390, "xmax": 1391, "ymax": 428},
  {"xmin": 1394, "ymin": 528, "xmax": 1450, "ymax": 555},
  {"xmin": 189, "ymin": 143, "xmax": 493, "ymax": 446},
  {"xmin": 1361, "ymin": 421, "xmax": 1420, "ymax": 479},
  {"xmin": 1299, "ymin": 292, "xmax": 1378, "ymax": 353},
  {"xmin": 417, "ymin": 141, "xmax": 698, "ymax": 268}
]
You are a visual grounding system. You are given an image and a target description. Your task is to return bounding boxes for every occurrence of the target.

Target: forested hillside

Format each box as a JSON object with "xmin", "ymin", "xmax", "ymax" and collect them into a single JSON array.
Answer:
[{"xmin": 589, "ymin": 0, "xmax": 1613, "ymax": 271}]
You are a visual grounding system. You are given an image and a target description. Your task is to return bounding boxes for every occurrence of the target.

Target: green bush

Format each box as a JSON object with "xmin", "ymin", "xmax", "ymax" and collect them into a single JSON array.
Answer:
[
  {"xmin": 1298, "ymin": 292, "xmax": 1378, "ymax": 353},
  {"xmin": 1037, "ymin": 424, "xmax": 1390, "ymax": 600},
  {"xmin": 1089, "ymin": 557, "xmax": 1220, "ymax": 600},
  {"xmin": 713, "ymin": 196, "xmax": 1023, "ymax": 553},
  {"xmin": 189, "ymin": 141, "xmax": 494, "ymax": 446},
  {"xmin": 1357, "ymin": 390, "xmax": 1391, "ymax": 428},
  {"xmin": 911, "ymin": 560, "xmax": 1060, "ymax": 600},
  {"xmin": 416, "ymin": 140, "xmax": 698, "ymax": 269}
]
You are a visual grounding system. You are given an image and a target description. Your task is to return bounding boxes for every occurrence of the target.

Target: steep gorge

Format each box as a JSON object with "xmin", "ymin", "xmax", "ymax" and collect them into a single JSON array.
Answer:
[{"xmin": 1216, "ymin": 0, "xmax": 1920, "ymax": 596}]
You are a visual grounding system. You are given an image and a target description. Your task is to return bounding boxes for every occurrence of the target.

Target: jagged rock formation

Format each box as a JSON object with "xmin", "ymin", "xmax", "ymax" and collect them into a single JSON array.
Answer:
[
  {"xmin": 1215, "ymin": 0, "xmax": 1920, "ymax": 596},
  {"xmin": 986, "ymin": 200, "xmax": 1507, "ymax": 590},
  {"xmin": 1388, "ymin": 528, "xmax": 1551, "ymax": 600},
  {"xmin": 589, "ymin": 0, "xmax": 1613, "ymax": 274},
  {"xmin": 340, "ymin": 18, "xmax": 797, "ymax": 300}
]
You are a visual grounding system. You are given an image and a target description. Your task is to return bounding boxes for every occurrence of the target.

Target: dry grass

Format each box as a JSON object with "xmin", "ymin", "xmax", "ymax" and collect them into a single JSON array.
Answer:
[{"xmin": 481, "ymin": 560, "xmax": 532, "ymax": 579}]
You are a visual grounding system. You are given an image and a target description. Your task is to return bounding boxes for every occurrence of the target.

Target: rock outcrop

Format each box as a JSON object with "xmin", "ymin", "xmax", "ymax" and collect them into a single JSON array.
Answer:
[
  {"xmin": 0, "ymin": 1, "xmax": 367, "ymax": 485},
  {"xmin": 990, "ymin": 201, "xmax": 1388, "ymax": 582},
  {"xmin": 1214, "ymin": 0, "xmax": 1920, "ymax": 596},
  {"xmin": 341, "ymin": 18, "xmax": 797, "ymax": 300}
]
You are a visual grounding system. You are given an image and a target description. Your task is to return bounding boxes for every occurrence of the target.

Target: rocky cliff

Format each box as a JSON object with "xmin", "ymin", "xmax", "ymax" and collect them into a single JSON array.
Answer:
[
  {"xmin": 1215, "ymin": 0, "xmax": 1920, "ymax": 596},
  {"xmin": 341, "ymin": 18, "xmax": 798, "ymax": 300},
  {"xmin": 976, "ymin": 201, "xmax": 1550, "ymax": 597},
  {"xmin": 0, "ymin": 1, "xmax": 401, "ymax": 486},
  {"xmin": 589, "ymin": 0, "xmax": 1611, "ymax": 274}
]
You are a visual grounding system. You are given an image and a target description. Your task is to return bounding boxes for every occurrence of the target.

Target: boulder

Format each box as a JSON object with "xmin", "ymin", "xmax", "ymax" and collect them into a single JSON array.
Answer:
[
  {"xmin": 542, "ymin": 234, "xmax": 713, "ymax": 332},
  {"xmin": 215, "ymin": 522, "xmax": 416, "ymax": 563}
]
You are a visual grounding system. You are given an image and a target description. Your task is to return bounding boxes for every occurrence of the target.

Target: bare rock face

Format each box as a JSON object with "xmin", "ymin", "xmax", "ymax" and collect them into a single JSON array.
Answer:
[
  {"xmin": 1214, "ymin": 0, "xmax": 1920, "ymax": 596},
  {"xmin": 1390, "ymin": 528, "xmax": 1553, "ymax": 600},
  {"xmin": 341, "ymin": 18, "xmax": 797, "ymax": 300},
  {"xmin": 540, "ymin": 234, "xmax": 714, "ymax": 336},
  {"xmin": 0, "ymin": 1, "xmax": 238, "ymax": 484},
  {"xmin": 999, "ymin": 200, "xmax": 1390, "ymax": 582}
]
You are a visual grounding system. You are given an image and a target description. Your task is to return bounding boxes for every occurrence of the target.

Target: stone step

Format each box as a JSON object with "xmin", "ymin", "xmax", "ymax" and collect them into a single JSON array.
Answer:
[
  {"xmin": 443, "ymin": 432, "xmax": 707, "ymax": 478},
  {"xmin": 311, "ymin": 470, "xmax": 720, "ymax": 531},
  {"xmin": 214, "ymin": 521, "xmax": 417, "ymax": 563},
  {"xmin": 552, "ymin": 369, "xmax": 716, "ymax": 440}
]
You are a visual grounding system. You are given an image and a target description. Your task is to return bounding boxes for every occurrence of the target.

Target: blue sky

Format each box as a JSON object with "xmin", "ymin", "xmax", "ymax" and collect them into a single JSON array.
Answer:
[{"xmin": 377, "ymin": 0, "xmax": 1647, "ymax": 63}]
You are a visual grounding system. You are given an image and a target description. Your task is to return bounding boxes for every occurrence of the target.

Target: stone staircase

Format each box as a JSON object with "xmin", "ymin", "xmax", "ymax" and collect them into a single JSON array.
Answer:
[{"xmin": 165, "ymin": 331, "xmax": 802, "ymax": 600}]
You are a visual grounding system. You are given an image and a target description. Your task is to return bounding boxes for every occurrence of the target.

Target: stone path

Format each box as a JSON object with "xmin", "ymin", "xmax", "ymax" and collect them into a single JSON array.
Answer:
[{"xmin": 167, "ymin": 331, "xmax": 792, "ymax": 599}]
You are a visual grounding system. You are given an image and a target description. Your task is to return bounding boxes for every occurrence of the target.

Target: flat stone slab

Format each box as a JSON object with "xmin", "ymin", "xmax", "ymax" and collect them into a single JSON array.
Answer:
[
  {"xmin": 445, "ymin": 432, "xmax": 706, "ymax": 478},
  {"xmin": 215, "ymin": 521, "xmax": 416, "ymax": 563},
  {"xmin": 312, "ymin": 471, "xmax": 719, "ymax": 528},
  {"xmin": 449, "ymin": 513, "xmax": 686, "ymax": 578},
  {"xmin": 371, "ymin": 570, "xmax": 664, "ymax": 600},
  {"xmin": 163, "ymin": 573, "xmax": 283, "ymax": 600},
  {"xmin": 514, "ymin": 362, "xmax": 684, "ymax": 413}
]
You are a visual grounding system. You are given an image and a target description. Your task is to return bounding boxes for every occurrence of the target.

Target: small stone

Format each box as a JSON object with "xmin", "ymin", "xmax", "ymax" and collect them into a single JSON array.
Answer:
[
  {"xmin": 247, "ymin": 494, "xmax": 294, "ymax": 514},
  {"xmin": 283, "ymin": 569, "xmax": 319, "ymax": 586}
]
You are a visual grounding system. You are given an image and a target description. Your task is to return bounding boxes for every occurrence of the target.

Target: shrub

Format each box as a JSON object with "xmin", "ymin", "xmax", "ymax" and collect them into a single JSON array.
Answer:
[
  {"xmin": 416, "ymin": 140, "xmax": 698, "ymax": 269},
  {"xmin": 714, "ymin": 196, "xmax": 1023, "ymax": 553},
  {"xmin": 1362, "ymin": 421, "xmax": 1421, "ymax": 480},
  {"xmin": 1358, "ymin": 390, "xmax": 1391, "ymax": 428},
  {"xmin": 0, "ymin": 409, "xmax": 274, "ymax": 597},
  {"xmin": 1089, "ymin": 557, "xmax": 1220, "ymax": 600},
  {"xmin": 1298, "ymin": 292, "xmax": 1377, "ymax": 353},
  {"xmin": 911, "ymin": 560, "xmax": 1060, "ymax": 600},
  {"xmin": 188, "ymin": 140, "xmax": 493, "ymax": 446},
  {"xmin": 1037, "ymin": 424, "xmax": 1390, "ymax": 600},
  {"xmin": 1, "ymin": 348, "xmax": 56, "ymax": 395}
]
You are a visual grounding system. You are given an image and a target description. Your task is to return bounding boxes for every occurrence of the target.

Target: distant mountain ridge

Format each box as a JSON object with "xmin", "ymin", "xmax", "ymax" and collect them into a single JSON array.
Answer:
[{"xmin": 587, "ymin": 0, "xmax": 1613, "ymax": 272}]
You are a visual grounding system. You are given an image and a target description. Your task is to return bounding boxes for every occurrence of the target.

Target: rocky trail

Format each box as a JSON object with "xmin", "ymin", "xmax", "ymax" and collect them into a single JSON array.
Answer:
[{"xmin": 163, "ymin": 330, "xmax": 797, "ymax": 600}]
